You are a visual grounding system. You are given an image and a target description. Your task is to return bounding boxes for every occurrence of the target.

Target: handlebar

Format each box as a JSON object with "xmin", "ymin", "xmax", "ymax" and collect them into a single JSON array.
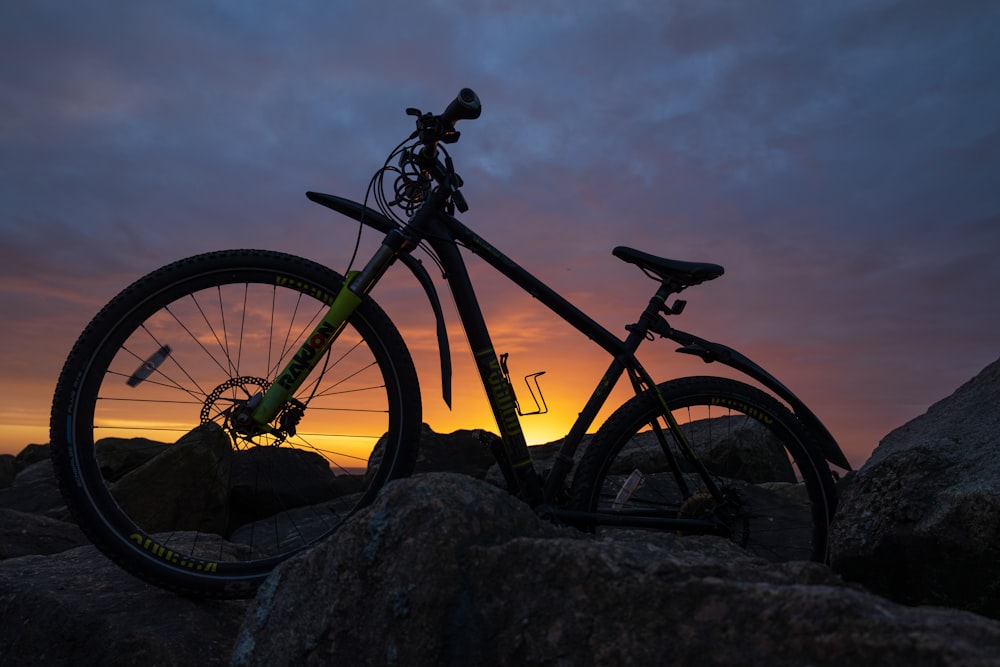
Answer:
[
  {"xmin": 392, "ymin": 89, "xmax": 482, "ymax": 215},
  {"xmin": 409, "ymin": 88, "xmax": 481, "ymax": 148},
  {"xmin": 440, "ymin": 88, "xmax": 481, "ymax": 126}
]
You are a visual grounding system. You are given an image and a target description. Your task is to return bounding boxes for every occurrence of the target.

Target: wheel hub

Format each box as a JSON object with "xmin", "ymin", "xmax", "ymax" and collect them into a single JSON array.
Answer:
[
  {"xmin": 200, "ymin": 376, "xmax": 282, "ymax": 449},
  {"xmin": 678, "ymin": 489, "xmax": 750, "ymax": 546}
]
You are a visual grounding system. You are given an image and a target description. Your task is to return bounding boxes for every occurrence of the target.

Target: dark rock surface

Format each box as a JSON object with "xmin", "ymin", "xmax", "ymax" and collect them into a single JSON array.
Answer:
[
  {"xmin": 395, "ymin": 423, "xmax": 500, "ymax": 478},
  {"xmin": 0, "ymin": 458, "xmax": 70, "ymax": 519},
  {"xmin": 235, "ymin": 473, "xmax": 1000, "ymax": 667},
  {"xmin": 0, "ymin": 544, "xmax": 247, "ymax": 666},
  {"xmin": 0, "ymin": 508, "xmax": 88, "ymax": 559},
  {"xmin": 831, "ymin": 356, "xmax": 1000, "ymax": 618},
  {"xmin": 2, "ymin": 358, "xmax": 1000, "ymax": 665}
]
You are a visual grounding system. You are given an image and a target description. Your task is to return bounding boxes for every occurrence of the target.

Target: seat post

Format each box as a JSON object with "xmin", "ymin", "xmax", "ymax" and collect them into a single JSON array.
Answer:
[{"xmin": 625, "ymin": 282, "xmax": 678, "ymax": 346}]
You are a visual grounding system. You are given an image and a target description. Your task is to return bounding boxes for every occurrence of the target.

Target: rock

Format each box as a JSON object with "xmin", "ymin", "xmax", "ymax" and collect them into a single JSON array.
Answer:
[
  {"xmin": 601, "ymin": 417, "xmax": 795, "ymax": 482},
  {"xmin": 235, "ymin": 473, "xmax": 1000, "ymax": 666},
  {"xmin": 111, "ymin": 424, "xmax": 234, "ymax": 534},
  {"xmin": 0, "ymin": 459, "xmax": 68, "ymax": 519},
  {"xmin": 227, "ymin": 445, "xmax": 340, "ymax": 526},
  {"xmin": 16, "ymin": 443, "xmax": 51, "ymax": 466},
  {"xmin": 0, "ymin": 544, "xmax": 247, "ymax": 666},
  {"xmin": 0, "ymin": 454, "xmax": 16, "ymax": 489},
  {"xmin": 831, "ymin": 356, "xmax": 1000, "ymax": 619},
  {"xmin": 95, "ymin": 437, "xmax": 170, "ymax": 480},
  {"xmin": 105, "ymin": 423, "xmax": 345, "ymax": 537},
  {"xmin": 0, "ymin": 508, "xmax": 88, "ymax": 559},
  {"xmin": 414, "ymin": 424, "xmax": 499, "ymax": 477}
]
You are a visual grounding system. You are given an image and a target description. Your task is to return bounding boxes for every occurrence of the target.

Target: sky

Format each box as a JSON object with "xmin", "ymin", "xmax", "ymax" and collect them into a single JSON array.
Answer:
[{"xmin": 1, "ymin": 0, "xmax": 998, "ymax": 468}]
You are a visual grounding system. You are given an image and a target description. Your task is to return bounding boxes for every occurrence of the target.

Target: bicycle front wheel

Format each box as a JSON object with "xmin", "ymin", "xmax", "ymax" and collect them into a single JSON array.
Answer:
[
  {"xmin": 570, "ymin": 377, "xmax": 835, "ymax": 562},
  {"xmin": 50, "ymin": 250, "xmax": 421, "ymax": 597}
]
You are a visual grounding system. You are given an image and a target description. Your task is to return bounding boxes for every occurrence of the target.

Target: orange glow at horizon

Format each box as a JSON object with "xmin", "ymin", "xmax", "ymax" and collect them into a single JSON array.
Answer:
[
  {"xmin": 0, "ymin": 256, "xmax": 898, "ymax": 473},
  {"xmin": 0, "ymin": 326, "xmax": 931, "ymax": 472}
]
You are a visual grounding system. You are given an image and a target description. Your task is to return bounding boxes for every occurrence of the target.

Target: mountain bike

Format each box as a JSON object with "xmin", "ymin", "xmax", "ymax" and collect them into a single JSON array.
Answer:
[{"xmin": 50, "ymin": 88, "xmax": 851, "ymax": 598}]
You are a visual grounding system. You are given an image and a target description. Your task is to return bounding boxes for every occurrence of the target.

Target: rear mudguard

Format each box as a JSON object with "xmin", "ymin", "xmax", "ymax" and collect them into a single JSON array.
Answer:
[
  {"xmin": 307, "ymin": 191, "xmax": 453, "ymax": 408},
  {"xmin": 672, "ymin": 331, "xmax": 852, "ymax": 471}
]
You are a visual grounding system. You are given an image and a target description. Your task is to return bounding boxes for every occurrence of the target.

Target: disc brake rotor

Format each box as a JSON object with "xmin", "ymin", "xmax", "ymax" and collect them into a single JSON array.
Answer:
[{"xmin": 200, "ymin": 376, "xmax": 278, "ymax": 448}]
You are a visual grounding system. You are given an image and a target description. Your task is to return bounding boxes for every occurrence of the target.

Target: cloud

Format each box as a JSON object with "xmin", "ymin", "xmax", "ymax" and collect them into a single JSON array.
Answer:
[{"xmin": 1, "ymin": 1, "xmax": 998, "ymax": 462}]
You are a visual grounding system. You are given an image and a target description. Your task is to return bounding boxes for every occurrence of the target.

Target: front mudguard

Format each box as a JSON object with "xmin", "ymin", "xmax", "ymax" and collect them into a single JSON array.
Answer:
[{"xmin": 307, "ymin": 191, "xmax": 453, "ymax": 408}]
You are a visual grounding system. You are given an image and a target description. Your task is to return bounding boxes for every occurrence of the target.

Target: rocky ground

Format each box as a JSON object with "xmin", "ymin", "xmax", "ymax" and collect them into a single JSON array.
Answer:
[{"xmin": 2, "ymin": 357, "xmax": 999, "ymax": 666}]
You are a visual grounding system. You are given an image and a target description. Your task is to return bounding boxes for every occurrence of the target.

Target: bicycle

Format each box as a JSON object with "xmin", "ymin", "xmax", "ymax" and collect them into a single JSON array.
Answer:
[{"xmin": 50, "ymin": 88, "xmax": 851, "ymax": 598}]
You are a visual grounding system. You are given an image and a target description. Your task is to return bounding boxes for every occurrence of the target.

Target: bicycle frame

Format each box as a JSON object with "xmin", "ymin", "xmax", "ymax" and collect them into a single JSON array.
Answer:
[
  {"xmin": 48, "ymin": 91, "xmax": 847, "ymax": 599},
  {"xmin": 418, "ymin": 200, "xmax": 669, "ymax": 507},
  {"xmin": 251, "ymin": 180, "xmax": 850, "ymax": 527},
  {"xmin": 247, "ymin": 184, "xmax": 672, "ymax": 505}
]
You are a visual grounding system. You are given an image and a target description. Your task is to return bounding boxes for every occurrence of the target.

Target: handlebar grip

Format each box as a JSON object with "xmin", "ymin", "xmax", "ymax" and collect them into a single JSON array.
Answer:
[{"xmin": 440, "ymin": 88, "xmax": 482, "ymax": 126}]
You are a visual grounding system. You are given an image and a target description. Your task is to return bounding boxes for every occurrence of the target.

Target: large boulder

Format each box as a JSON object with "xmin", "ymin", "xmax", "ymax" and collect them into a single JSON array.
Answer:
[
  {"xmin": 95, "ymin": 437, "xmax": 170, "ymax": 480},
  {"xmin": 369, "ymin": 423, "xmax": 500, "ymax": 481},
  {"xmin": 106, "ymin": 424, "xmax": 344, "ymax": 536},
  {"xmin": 110, "ymin": 424, "xmax": 234, "ymax": 534},
  {"xmin": 0, "ymin": 445, "xmax": 48, "ymax": 489},
  {"xmin": 235, "ymin": 473, "xmax": 1000, "ymax": 666},
  {"xmin": 0, "ymin": 454, "xmax": 16, "ymax": 489},
  {"xmin": 831, "ymin": 357, "xmax": 1000, "ymax": 618},
  {"xmin": 226, "ymin": 445, "xmax": 341, "ymax": 525}
]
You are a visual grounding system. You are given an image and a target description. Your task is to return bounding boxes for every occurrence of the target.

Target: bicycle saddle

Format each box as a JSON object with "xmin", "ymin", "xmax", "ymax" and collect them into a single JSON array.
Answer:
[{"xmin": 613, "ymin": 246, "xmax": 724, "ymax": 287}]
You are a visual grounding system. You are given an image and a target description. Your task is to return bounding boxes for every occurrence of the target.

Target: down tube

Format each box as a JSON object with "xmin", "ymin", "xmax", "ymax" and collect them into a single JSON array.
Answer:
[
  {"xmin": 428, "ymin": 216, "xmax": 636, "ymax": 498},
  {"xmin": 428, "ymin": 237, "xmax": 544, "ymax": 499}
]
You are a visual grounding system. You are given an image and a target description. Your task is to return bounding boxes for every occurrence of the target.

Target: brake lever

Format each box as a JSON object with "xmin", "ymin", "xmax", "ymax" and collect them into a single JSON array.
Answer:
[
  {"xmin": 443, "ymin": 156, "xmax": 469, "ymax": 213},
  {"xmin": 408, "ymin": 109, "xmax": 460, "ymax": 146},
  {"xmin": 405, "ymin": 110, "xmax": 470, "ymax": 212},
  {"xmin": 452, "ymin": 190, "xmax": 469, "ymax": 213}
]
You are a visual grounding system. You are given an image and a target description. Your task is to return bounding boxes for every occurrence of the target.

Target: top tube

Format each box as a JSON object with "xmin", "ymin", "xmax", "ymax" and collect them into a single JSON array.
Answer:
[{"xmin": 430, "ymin": 211, "xmax": 633, "ymax": 358}]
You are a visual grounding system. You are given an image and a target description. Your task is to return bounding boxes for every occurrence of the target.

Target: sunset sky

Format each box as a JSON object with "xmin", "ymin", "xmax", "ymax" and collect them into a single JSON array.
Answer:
[{"xmin": 2, "ymin": 1, "xmax": 997, "ymax": 468}]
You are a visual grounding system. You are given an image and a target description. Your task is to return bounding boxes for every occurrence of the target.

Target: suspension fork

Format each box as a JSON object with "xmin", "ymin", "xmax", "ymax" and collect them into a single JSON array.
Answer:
[{"xmin": 247, "ymin": 225, "xmax": 419, "ymax": 430}]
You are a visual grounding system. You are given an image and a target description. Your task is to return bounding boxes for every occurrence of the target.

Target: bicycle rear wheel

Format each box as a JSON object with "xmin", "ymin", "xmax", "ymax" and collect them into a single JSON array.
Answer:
[
  {"xmin": 50, "ymin": 249, "xmax": 421, "ymax": 597},
  {"xmin": 570, "ymin": 377, "xmax": 835, "ymax": 562}
]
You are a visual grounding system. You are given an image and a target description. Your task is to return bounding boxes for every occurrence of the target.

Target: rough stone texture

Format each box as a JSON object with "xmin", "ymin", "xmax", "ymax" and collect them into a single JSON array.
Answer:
[
  {"xmin": 0, "ymin": 508, "xmax": 88, "ymax": 559},
  {"xmin": 375, "ymin": 423, "xmax": 500, "ymax": 479},
  {"xmin": 831, "ymin": 356, "xmax": 1000, "ymax": 618},
  {"xmin": 0, "ymin": 545, "xmax": 247, "ymax": 667},
  {"xmin": 0, "ymin": 454, "xmax": 19, "ymax": 488},
  {"xmin": 94, "ymin": 437, "xmax": 170, "ymax": 480},
  {"xmin": 5, "ymin": 357, "xmax": 1000, "ymax": 666},
  {"xmin": 235, "ymin": 473, "xmax": 1000, "ymax": 667},
  {"xmin": 111, "ymin": 424, "xmax": 234, "ymax": 534},
  {"xmin": 0, "ymin": 459, "xmax": 69, "ymax": 519},
  {"xmin": 598, "ymin": 417, "xmax": 796, "ymax": 482}
]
